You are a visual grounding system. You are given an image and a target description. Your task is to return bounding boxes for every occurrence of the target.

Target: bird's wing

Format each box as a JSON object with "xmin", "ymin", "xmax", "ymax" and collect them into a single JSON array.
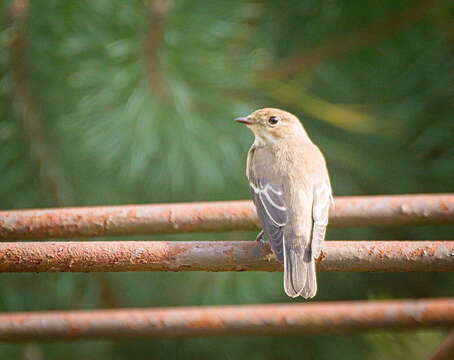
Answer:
[
  {"xmin": 248, "ymin": 147, "xmax": 287, "ymax": 263},
  {"xmin": 311, "ymin": 182, "xmax": 332, "ymax": 259}
]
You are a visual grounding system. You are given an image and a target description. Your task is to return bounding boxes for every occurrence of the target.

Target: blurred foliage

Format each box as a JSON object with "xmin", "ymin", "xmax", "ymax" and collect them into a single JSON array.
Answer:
[{"xmin": 1, "ymin": 0, "xmax": 454, "ymax": 358}]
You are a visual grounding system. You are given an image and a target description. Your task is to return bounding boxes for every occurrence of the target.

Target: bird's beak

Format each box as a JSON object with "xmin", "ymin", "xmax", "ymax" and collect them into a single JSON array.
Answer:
[{"xmin": 235, "ymin": 117, "xmax": 254, "ymax": 125}]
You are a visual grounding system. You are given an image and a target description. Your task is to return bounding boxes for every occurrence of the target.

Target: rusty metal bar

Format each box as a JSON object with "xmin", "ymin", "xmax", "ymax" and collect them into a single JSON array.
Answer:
[
  {"xmin": 0, "ymin": 298, "xmax": 453, "ymax": 341},
  {"xmin": 429, "ymin": 330, "xmax": 454, "ymax": 360},
  {"xmin": 0, "ymin": 194, "xmax": 453, "ymax": 240},
  {"xmin": 0, "ymin": 241, "xmax": 453, "ymax": 273}
]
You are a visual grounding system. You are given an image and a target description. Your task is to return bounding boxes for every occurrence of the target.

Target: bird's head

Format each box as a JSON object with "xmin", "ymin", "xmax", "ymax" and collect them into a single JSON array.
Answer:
[{"xmin": 235, "ymin": 108, "xmax": 309, "ymax": 145}]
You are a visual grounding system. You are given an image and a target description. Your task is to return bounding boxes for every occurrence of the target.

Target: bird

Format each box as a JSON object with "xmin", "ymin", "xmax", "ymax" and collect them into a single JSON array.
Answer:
[{"xmin": 236, "ymin": 108, "xmax": 333, "ymax": 298}]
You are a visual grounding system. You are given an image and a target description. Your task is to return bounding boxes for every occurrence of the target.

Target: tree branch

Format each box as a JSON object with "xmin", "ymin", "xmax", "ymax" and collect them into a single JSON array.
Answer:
[
  {"xmin": 260, "ymin": 0, "xmax": 443, "ymax": 79},
  {"xmin": 8, "ymin": 0, "xmax": 73, "ymax": 206},
  {"xmin": 143, "ymin": 0, "xmax": 171, "ymax": 102}
]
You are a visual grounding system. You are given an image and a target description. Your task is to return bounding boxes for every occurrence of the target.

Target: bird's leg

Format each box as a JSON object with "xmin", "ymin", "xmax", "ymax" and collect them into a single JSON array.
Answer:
[{"xmin": 256, "ymin": 229, "xmax": 265, "ymax": 242}]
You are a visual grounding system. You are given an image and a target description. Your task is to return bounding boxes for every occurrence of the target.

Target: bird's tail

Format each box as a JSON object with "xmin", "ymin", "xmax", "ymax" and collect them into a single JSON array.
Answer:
[{"xmin": 283, "ymin": 236, "xmax": 317, "ymax": 299}]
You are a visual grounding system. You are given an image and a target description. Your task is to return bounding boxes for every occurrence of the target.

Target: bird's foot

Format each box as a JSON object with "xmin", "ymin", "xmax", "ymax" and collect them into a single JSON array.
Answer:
[{"xmin": 256, "ymin": 230, "xmax": 265, "ymax": 243}]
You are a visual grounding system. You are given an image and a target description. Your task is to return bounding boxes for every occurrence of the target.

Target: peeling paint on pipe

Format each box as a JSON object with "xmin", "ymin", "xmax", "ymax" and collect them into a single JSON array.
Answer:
[
  {"xmin": 0, "ymin": 241, "xmax": 452, "ymax": 273},
  {"xmin": 0, "ymin": 298, "xmax": 453, "ymax": 341}
]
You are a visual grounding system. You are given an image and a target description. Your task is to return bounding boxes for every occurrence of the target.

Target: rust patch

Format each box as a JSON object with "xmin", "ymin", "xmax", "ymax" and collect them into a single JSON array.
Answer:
[
  {"xmin": 409, "ymin": 246, "xmax": 435, "ymax": 258},
  {"xmin": 316, "ymin": 251, "xmax": 326, "ymax": 263},
  {"xmin": 439, "ymin": 202, "xmax": 449, "ymax": 212},
  {"xmin": 223, "ymin": 248, "xmax": 234, "ymax": 258},
  {"xmin": 185, "ymin": 314, "xmax": 225, "ymax": 330}
]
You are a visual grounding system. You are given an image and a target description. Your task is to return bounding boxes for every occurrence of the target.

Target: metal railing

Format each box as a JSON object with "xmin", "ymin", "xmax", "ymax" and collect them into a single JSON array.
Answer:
[
  {"xmin": 1, "ymin": 194, "xmax": 453, "ymax": 239},
  {"xmin": 0, "ymin": 241, "xmax": 453, "ymax": 273},
  {"xmin": 0, "ymin": 193, "xmax": 453, "ymax": 356},
  {"xmin": 0, "ymin": 298, "xmax": 453, "ymax": 341}
]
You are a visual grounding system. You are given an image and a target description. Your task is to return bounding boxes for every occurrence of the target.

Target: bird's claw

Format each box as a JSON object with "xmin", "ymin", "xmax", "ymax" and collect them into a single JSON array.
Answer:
[{"xmin": 256, "ymin": 230, "xmax": 265, "ymax": 243}]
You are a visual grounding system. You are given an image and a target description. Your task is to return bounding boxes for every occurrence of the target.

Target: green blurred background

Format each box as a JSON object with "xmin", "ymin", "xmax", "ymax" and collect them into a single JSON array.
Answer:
[{"xmin": 1, "ymin": 0, "xmax": 454, "ymax": 358}]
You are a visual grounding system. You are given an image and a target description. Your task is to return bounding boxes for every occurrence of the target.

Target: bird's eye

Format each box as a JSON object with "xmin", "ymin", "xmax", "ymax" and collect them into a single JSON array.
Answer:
[{"xmin": 268, "ymin": 116, "xmax": 279, "ymax": 125}]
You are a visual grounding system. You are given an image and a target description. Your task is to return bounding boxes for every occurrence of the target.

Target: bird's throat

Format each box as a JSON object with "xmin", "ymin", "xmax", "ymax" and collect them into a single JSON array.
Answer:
[{"xmin": 253, "ymin": 131, "xmax": 277, "ymax": 147}]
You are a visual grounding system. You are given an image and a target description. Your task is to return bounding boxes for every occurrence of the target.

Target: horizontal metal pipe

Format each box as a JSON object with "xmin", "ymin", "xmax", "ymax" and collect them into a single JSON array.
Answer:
[
  {"xmin": 0, "ymin": 194, "xmax": 453, "ymax": 240},
  {"xmin": 0, "ymin": 241, "xmax": 453, "ymax": 273},
  {"xmin": 0, "ymin": 298, "xmax": 453, "ymax": 341}
]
